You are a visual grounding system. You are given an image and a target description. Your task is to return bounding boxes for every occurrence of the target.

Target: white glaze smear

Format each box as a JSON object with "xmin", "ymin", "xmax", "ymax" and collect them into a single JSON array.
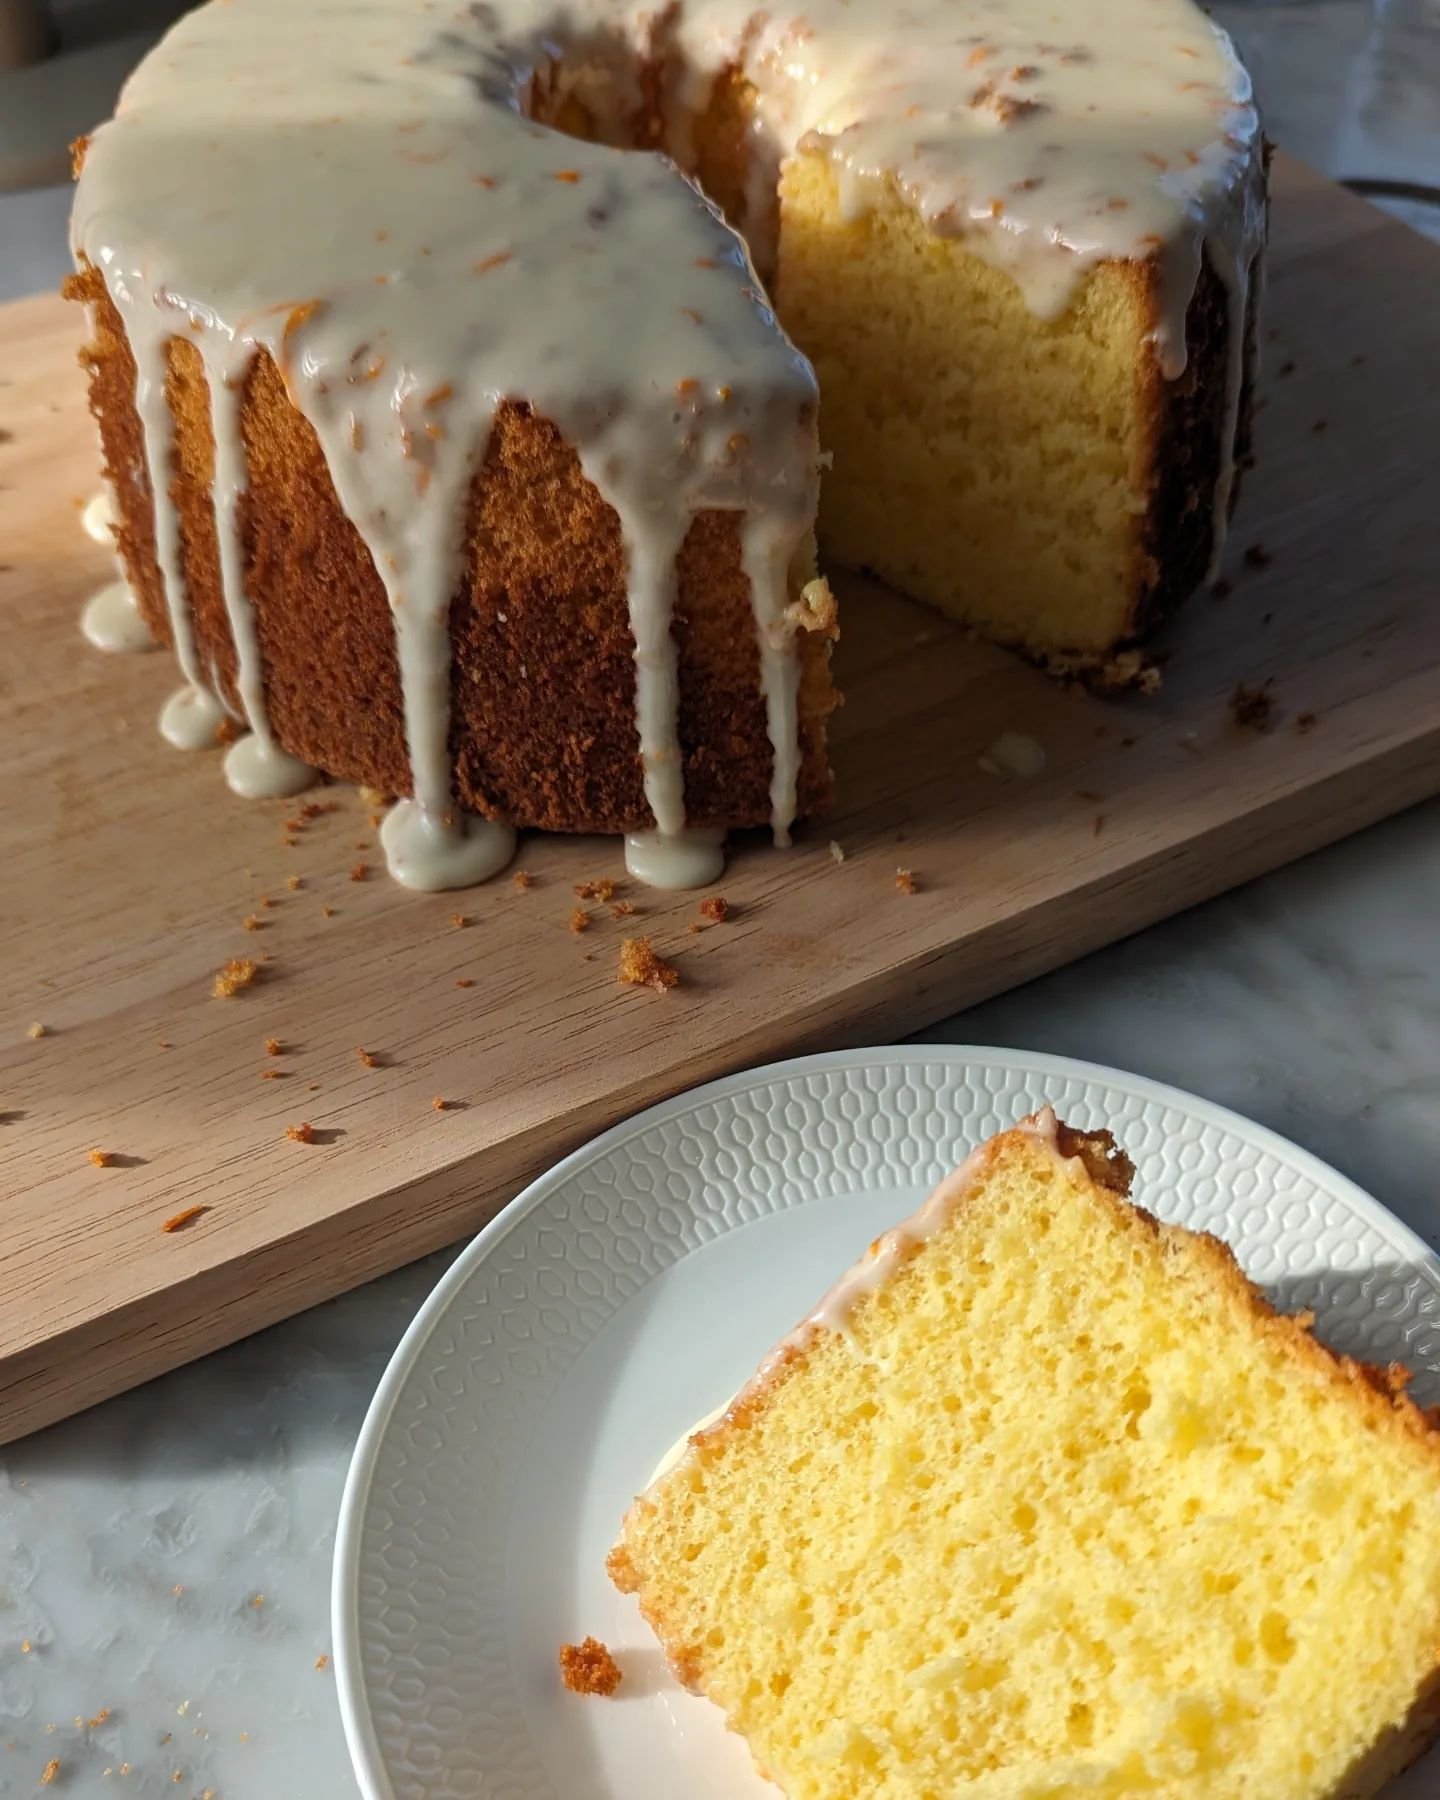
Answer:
[
  {"xmin": 80, "ymin": 580, "xmax": 153, "ymax": 654},
  {"xmin": 648, "ymin": 1403, "xmax": 730, "ymax": 1486},
  {"xmin": 72, "ymin": 0, "xmax": 1262, "ymax": 884},
  {"xmin": 81, "ymin": 488, "xmax": 115, "ymax": 545}
]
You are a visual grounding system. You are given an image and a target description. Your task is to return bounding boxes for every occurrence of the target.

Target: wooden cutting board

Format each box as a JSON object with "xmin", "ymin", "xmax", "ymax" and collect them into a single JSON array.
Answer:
[{"xmin": 2, "ymin": 155, "xmax": 1438, "ymax": 1444}]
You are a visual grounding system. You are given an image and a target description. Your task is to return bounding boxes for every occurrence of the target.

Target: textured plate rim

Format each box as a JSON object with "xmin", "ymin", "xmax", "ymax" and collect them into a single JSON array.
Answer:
[{"xmin": 331, "ymin": 1042, "xmax": 1439, "ymax": 1800}]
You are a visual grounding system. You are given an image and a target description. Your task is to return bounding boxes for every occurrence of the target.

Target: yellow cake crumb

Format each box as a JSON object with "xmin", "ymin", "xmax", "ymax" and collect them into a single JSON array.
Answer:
[
  {"xmin": 699, "ymin": 895, "xmax": 729, "ymax": 922},
  {"xmin": 27, "ymin": 1021, "xmax": 46, "ymax": 1040},
  {"xmin": 513, "ymin": 869, "xmax": 534, "ymax": 890},
  {"xmin": 895, "ymin": 867, "xmax": 917, "ymax": 894},
  {"xmin": 575, "ymin": 877, "xmax": 616, "ymax": 902},
  {"xmin": 570, "ymin": 908, "xmax": 592, "ymax": 934},
  {"xmin": 212, "ymin": 958, "xmax": 259, "ymax": 998},
  {"xmin": 88, "ymin": 1148, "xmax": 113, "ymax": 1168},
  {"xmin": 286, "ymin": 1122, "xmax": 316, "ymax": 1144}
]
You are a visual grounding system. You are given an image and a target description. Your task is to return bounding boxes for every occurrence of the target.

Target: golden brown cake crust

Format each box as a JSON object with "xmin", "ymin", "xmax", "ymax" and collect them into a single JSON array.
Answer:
[{"xmin": 65, "ymin": 264, "xmax": 837, "ymax": 835}]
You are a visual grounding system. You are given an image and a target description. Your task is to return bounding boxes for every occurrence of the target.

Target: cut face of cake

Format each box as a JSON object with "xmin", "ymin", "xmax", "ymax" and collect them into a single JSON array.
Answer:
[
  {"xmin": 67, "ymin": 0, "xmax": 1264, "ymax": 890},
  {"xmin": 610, "ymin": 1109, "xmax": 1440, "ymax": 1799}
]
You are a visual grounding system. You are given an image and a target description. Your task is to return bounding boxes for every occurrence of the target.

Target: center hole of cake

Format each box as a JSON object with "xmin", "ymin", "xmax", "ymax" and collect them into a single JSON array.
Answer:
[{"xmin": 526, "ymin": 49, "xmax": 781, "ymax": 281}]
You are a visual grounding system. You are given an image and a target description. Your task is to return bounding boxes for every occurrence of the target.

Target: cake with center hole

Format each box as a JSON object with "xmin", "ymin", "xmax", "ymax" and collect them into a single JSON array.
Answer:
[
  {"xmin": 610, "ymin": 1109, "xmax": 1440, "ymax": 1798},
  {"xmin": 66, "ymin": 0, "xmax": 1264, "ymax": 890}
]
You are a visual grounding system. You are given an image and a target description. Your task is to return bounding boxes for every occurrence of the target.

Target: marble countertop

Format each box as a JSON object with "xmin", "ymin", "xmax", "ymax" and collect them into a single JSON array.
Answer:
[{"xmin": 4, "ymin": 6, "xmax": 1440, "ymax": 1795}]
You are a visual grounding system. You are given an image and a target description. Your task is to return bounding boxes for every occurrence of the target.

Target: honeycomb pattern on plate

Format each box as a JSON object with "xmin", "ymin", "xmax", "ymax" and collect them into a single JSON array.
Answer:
[{"xmin": 341, "ymin": 1050, "xmax": 1440, "ymax": 1799}]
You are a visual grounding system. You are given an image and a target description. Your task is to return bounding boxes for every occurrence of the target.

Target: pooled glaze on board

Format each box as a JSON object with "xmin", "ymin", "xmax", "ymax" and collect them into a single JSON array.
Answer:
[{"xmin": 72, "ymin": 0, "xmax": 1262, "ymax": 889}]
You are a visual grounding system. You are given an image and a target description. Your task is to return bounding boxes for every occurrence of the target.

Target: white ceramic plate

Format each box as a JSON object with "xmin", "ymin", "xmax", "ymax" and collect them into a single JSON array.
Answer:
[{"xmin": 333, "ymin": 1046, "xmax": 1440, "ymax": 1800}]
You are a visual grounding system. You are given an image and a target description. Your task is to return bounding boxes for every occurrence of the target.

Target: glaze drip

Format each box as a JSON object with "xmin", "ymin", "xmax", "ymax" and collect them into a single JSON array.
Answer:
[{"xmin": 80, "ymin": 580, "xmax": 152, "ymax": 654}]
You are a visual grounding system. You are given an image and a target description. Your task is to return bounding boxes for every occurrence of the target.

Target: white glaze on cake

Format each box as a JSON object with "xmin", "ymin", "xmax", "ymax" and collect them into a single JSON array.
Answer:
[
  {"xmin": 80, "ymin": 579, "xmax": 153, "ymax": 654},
  {"xmin": 81, "ymin": 488, "xmax": 115, "ymax": 545},
  {"xmin": 72, "ymin": 0, "xmax": 1263, "ymax": 889},
  {"xmin": 641, "ymin": 1107, "xmax": 1083, "ymax": 1500},
  {"xmin": 649, "ymin": 1403, "xmax": 731, "ymax": 1486}
]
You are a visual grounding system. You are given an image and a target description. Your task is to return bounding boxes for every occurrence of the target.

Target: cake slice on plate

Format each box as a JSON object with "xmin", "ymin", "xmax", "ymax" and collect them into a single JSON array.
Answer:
[{"xmin": 610, "ymin": 1108, "xmax": 1440, "ymax": 1799}]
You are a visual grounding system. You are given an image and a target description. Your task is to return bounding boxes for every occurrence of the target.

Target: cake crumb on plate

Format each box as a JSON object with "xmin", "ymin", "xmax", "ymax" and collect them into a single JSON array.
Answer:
[{"xmin": 559, "ymin": 1637, "xmax": 621, "ymax": 1697}]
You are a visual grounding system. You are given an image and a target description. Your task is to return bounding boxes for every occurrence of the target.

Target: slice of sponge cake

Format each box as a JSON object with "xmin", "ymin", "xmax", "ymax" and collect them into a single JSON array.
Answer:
[{"xmin": 610, "ymin": 1108, "xmax": 1440, "ymax": 1799}]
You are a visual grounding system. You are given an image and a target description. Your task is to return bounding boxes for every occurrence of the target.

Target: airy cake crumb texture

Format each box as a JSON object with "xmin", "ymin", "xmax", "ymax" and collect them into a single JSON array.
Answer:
[{"xmin": 614, "ymin": 1118, "xmax": 1440, "ymax": 1799}]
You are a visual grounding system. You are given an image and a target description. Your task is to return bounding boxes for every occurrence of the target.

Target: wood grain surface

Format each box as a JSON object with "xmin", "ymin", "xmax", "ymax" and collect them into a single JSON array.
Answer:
[{"xmin": 1, "ymin": 155, "xmax": 1437, "ymax": 1444}]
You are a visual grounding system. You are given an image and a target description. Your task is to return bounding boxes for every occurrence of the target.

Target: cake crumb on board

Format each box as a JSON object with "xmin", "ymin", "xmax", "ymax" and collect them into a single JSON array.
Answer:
[
  {"xmin": 698, "ymin": 895, "xmax": 729, "ymax": 923},
  {"xmin": 161, "ymin": 1206, "xmax": 209, "ymax": 1233},
  {"xmin": 286, "ymin": 1122, "xmax": 317, "ymax": 1144},
  {"xmin": 559, "ymin": 1637, "xmax": 622, "ymax": 1697},
  {"xmin": 1230, "ymin": 679, "xmax": 1275, "ymax": 733},
  {"xmin": 619, "ymin": 937, "xmax": 679, "ymax": 992},
  {"xmin": 895, "ymin": 868, "xmax": 917, "ymax": 895},
  {"xmin": 212, "ymin": 957, "xmax": 259, "ymax": 998}
]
